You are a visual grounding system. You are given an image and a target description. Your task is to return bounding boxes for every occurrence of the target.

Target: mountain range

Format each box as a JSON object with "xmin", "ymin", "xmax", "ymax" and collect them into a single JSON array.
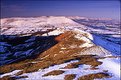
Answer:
[{"xmin": 0, "ymin": 16, "xmax": 120, "ymax": 80}]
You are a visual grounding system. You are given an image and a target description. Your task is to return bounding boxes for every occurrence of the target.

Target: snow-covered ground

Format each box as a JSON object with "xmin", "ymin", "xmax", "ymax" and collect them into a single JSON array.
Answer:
[
  {"xmin": 92, "ymin": 34, "xmax": 120, "ymax": 55},
  {"xmin": 0, "ymin": 57, "xmax": 120, "ymax": 80},
  {"xmin": 98, "ymin": 58, "xmax": 120, "ymax": 80}
]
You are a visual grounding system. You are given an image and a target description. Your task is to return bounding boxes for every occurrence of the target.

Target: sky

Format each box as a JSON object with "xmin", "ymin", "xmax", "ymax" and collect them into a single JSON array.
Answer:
[{"xmin": 1, "ymin": 0, "xmax": 120, "ymax": 20}]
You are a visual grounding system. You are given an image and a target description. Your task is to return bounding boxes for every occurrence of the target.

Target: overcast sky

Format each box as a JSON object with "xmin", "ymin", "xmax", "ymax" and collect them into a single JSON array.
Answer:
[{"xmin": 1, "ymin": 0, "xmax": 120, "ymax": 20}]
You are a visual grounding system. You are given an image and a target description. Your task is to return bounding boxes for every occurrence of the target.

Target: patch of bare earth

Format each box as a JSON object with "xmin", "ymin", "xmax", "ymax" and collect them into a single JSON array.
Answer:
[
  {"xmin": 64, "ymin": 74, "xmax": 76, "ymax": 80},
  {"xmin": 78, "ymin": 72, "xmax": 111, "ymax": 80},
  {"xmin": 42, "ymin": 70, "xmax": 65, "ymax": 76}
]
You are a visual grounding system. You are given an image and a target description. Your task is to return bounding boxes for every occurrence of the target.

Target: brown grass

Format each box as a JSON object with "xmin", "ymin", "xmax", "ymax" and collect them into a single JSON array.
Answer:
[
  {"xmin": 63, "ymin": 55, "xmax": 102, "ymax": 69},
  {"xmin": 55, "ymin": 31, "xmax": 72, "ymax": 42},
  {"xmin": 64, "ymin": 74, "xmax": 76, "ymax": 80},
  {"xmin": 42, "ymin": 70, "xmax": 65, "ymax": 76},
  {"xmin": 0, "ymin": 75, "xmax": 15, "ymax": 80},
  {"xmin": 15, "ymin": 71, "xmax": 24, "ymax": 76},
  {"xmin": 78, "ymin": 72, "xmax": 111, "ymax": 80}
]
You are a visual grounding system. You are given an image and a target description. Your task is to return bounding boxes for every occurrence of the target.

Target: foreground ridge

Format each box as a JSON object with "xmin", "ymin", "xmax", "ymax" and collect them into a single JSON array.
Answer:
[{"xmin": 0, "ymin": 30, "xmax": 120, "ymax": 80}]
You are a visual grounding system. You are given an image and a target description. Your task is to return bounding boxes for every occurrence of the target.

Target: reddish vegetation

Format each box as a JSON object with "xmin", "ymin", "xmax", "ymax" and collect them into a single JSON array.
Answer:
[
  {"xmin": 15, "ymin": 71, "xmax": 24, "ymax": 76},
  {"xmin": 42, "ymin": 70, "xmax": 65, "ymax": 76},
  {"xmin": 55, "ymin": 31, "xmax": 73, "ymax": 42},
  {"xmin": 64, "ymin": 74, "xmax": 76, "ymax": 80},
  {"xmin": 63, "ymin": 55, "xmax": 102, "ymax": 69},
  {"xmin": 0, "ymin": 76, "xmax": 15, "ymax": 80},
  {"xmin": 78, "ymin": 72, "xmax": 111, "ymax": 80}
]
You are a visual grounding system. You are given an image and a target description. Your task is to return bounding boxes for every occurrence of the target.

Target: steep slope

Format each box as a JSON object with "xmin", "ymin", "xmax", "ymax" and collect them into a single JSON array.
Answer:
[{"xmin": 0, "ymin": 35, "xmax": 58, "ymax": 66}]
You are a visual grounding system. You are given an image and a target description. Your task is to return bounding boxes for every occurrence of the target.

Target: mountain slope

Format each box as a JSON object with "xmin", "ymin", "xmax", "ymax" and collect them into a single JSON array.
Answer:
[{"xmin": 0, "ymin": 31, "xmax": 120, "ymax": 80}]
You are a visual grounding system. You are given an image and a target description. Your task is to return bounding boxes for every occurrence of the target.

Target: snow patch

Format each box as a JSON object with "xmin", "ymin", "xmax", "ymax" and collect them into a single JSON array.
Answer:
[
  {"xmin": 0, "ymin": 70, "xmax": 22, "ymax": 78},
  {"xmin": 98, "ymin": 58, "xmax": 120, "ymax": 79},
  {"xmin": 61, "ymin": 47, "xmax": 66, "ymax": 50},
  {"xmin": 74, "ymin": 28, "xmax": 93, "ymax": 40},
  {"xmin": 92, "ymin": 34, "xmax": 120, "ymax": 55},
  {"xmin": 79, "ymin": 43, "xmax": 93, "ymax": 48}
]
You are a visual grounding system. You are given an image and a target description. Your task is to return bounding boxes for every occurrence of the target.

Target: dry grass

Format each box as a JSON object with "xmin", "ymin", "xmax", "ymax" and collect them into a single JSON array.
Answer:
[
  {"xmin": 0, "ymin": 55, "xmax": 102, "ymax": 75},
  {"xmin": 63, "ymin": 55, "xmax": 102, "ymax": 69},
  {"xmin": 64, "ymin": 74, "xmax": 76, "ymax": 80},
  {"xmin": 0, "ymin": 75, "xmax": 16, "ymax": 80},
  {"xmin": 15, "ymin": 71, "xmax": 24, "ymax": 76},
  {"xmin": 0, "ymin": 75, "xmax": 28, "ymax": 80},
  {"xmin": 42, "ymin": 70, "xmax": 65, "ymax": 76},
  {"xmin": 78, "ymin": 72, "xmax": 111, "ymax": 80},
  {"xmin": 55, "ymin": 31, "xmax": 72, "ymax": 42}
]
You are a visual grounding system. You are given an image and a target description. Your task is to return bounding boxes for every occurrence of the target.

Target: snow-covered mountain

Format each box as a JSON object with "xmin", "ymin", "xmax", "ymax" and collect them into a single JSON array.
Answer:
[
  {"xmin": 1, "ymin": 16, "xmax": 82, "ymax": 35},
  {"xmin": 1, "ymin": 16, "xmax": 120, "ymax": 35},
  {"xmin": 0, "ymin": 16, "xmax": 120, "ymax": 80}
]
